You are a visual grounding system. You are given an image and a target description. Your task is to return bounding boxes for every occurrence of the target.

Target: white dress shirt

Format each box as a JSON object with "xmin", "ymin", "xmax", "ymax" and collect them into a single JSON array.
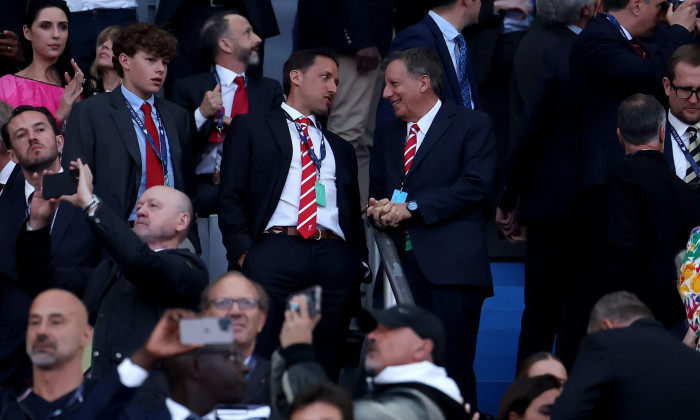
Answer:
[
  {"xmin": 405, "ymin": 99, "xmax": 442, "ymax": 152},
  {"xmin": 66, "ymin": 0, "xmax": 137, "ymax": 12},
  {"xmin": 668, "ymin": 111, "xmax": 699, "ymax": 179},
  {"xmin": 195, "ymin": 65, "xmax": 246, "ymax": 175},
  {"xmin": 0, "ymin": 160, "xmax": 15, "ymax": 196},
  {"xmin": 165, "ymin": 397, "xmax": 217, "ymax": 420},
  {"xmin": 265, "ymin": 103, "xmax": 344, "ymax": 238}
]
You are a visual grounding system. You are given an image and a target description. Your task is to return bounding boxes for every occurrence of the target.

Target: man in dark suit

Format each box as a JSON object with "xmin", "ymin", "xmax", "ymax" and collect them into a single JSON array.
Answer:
[
  {"xmin": 376, "ymin": 0, "xmax": 483, "ymax": 126},
  {"xmin": 156, "ymin": 0, "xmax": 279, "ymax": 97},
  {"xmin": 15, "ymin": 158, "xmax": 208, "ymax": 380},
  {"xmin": 218, "ymin": 49, "xmax": 367, "ymax": 377},
  {"xmin": 201, "ymin": 272, "xmax": 271, "ymax": 406},
  {"xmin": 368, "ymin": 47, "xmax": 496, "ymax": 408},
  {"xmin": 0, "ymin": 106, "xmax": 98, "ymax": 391},
  {"xmin": 662, "ymin": 44, "xmax": 700, "ymax": 182},
  {"xmin": 0, "ymin": 101, "xmax": 15, "ymax": 195},
  {"xmin": 171, "ymin": 11, "xmax": 283, "ymax": 216},
  {"xmin": 551, "ymin": 291, "xmax": 700, "ymax": 419},
  {"xmin": 496, "ymin": 0, "xmax": 593, "ymax": 363},
  {"xmin": 604, "ymin": 94, "xmax": 700, "ymax": 332},
  {"xmin": 63, "ymin": 23, "xmax": 195, "ymax": 224}
]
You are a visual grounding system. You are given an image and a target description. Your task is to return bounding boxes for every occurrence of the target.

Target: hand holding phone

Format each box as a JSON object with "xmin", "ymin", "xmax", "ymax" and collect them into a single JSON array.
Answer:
[
  {"xmin": 179, "ymin": 317, "xmax": 234, "ymax": 345},
  {"xmin": 286, "ymin": 285, "xmax": 322, "ymax": 318}
]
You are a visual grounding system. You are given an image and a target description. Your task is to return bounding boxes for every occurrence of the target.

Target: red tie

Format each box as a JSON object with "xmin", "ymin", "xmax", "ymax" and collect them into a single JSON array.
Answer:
[
  {"xmin": 404, "ymin": 123, "xmax": 419, "ymax": 174},
  {"xmin": 630, "ymin": 39, "xmax": 648, "ymax": 60},
  {"xmin": 208, "ymin": 76, "xmax": 249, "ymax": 143},
  {"xmin": 296, "ymin": 117, "xmax": 317, "ymax": 239},
  {"xmin": 141, "ymin": 102, "xmax": 165, "ymax": 187}
]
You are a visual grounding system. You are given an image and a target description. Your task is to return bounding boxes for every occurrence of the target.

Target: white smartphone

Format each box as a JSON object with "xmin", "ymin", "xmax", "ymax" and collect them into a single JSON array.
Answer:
[{"xmin": 179, "ymin": 317, "xmax": 234, "ymax": 345}]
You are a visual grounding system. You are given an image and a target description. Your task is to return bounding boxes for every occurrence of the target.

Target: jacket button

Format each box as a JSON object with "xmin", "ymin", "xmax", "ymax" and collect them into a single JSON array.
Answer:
[
  {"xmin": 115, "ymin": 352, "xmax": 122, "ymax": 359},
  {"xmin": 93, "ymin": 351, "xmax": 99, "ymax": 357}
]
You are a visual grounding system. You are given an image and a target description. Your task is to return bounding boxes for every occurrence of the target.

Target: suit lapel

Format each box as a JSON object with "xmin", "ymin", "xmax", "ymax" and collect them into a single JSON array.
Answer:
[
  {"xmin": 664, "ymin": 120, "xmax": 675, "ymax": 170},
  {"xmin": 246, "ymin": 73, "xmax": 262, "ymax": 113},
  {"xmin": 407, "ymin": 102, "xmax": 454, "ymax": 179},
  {"xmin": 109, "ymin": 90, "xmax": 142, "ymax": 188},
  {"xmin": 423, "ymin": 15, "xmax": 462, "ymax": 104},
  {"xmin": 49, "ymin": 203, "xmax": 74, "ymax": 246},
  {"xmin": 155, "ymin": 98, "xmax": 183, "ymax": 187},
  {"xmin": 267, "ymin": 111, "xmax": 294, "ymax": 198}
]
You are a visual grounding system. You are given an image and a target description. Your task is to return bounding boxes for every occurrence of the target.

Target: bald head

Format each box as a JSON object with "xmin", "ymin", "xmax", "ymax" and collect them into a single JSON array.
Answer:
[
  {"xmin": 27, "ymin": 289, "xmax": 92, "ymax": 369},
  {"xmin": 134, "ymin": 186, "xmax": 193, "ymax": 248}
]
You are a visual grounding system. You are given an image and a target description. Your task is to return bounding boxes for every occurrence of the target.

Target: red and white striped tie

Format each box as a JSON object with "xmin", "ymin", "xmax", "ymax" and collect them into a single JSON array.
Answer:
[
  {"xmin": 404, "ymin": 123, "xmax": 419, "ymax": 174},
  {"xmin": 296, "ymin": 117, "xmax": 317, "ymax": 239}
]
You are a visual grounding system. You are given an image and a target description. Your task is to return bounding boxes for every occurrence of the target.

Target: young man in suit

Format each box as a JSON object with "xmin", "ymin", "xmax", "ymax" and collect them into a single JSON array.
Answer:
[
  {"xmin": 201, "ymin": 272, "xmax": 271, "ymax": 406},
  {"xmin": 63, "ymin": 23, "xmax": 196, "ymax": 224},
  {"xmin": 368, "ymin": 47, "xmax": 496, "ymax": 408},
  {"xmin": 0, "ymin": 291, "xmax": 195, "ymax": 419},
  {"xmin": 218, "ymin": 48, "xmax": 367, "ymax": 377},
  {"xmin": 551, "ymin": 292, "xmax": 700, "ymax": 419},
  {"xmin": 16, "ymin": 158, "xmax": 208, "ymax": 380},
  {"xmin": 663, "ymin": 44, "xmax": 700, "ymax": 182},
  {"xmin": 171, "ymin": 11, "xmax": 284, "ymax": 216},
  {"xmin": 0, "ymin": 106, "xmax": 98, "ymax": 391}
]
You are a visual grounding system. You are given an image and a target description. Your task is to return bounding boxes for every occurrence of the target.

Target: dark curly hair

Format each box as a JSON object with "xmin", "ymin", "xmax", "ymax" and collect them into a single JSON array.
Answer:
[{"xmin": 112, "ymin": 23, "xmax": 178, "ymax": 78}]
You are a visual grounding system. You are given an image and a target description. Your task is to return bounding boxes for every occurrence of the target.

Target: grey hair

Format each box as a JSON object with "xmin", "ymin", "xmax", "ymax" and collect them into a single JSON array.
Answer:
[
  {"xmin": 587, "ymin": 291, "xmax": 654, "ymax": 333},
  {"xmin": 537, "ymin": 0, "xmax": 595, "ymax": 24},
  {"xmin": 382, "ymin": 47, "xmax": 443, "ymax": 96}
]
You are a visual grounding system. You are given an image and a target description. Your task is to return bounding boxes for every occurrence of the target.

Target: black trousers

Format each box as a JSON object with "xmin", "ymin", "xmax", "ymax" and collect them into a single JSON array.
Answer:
[
  {"xmin": 70, "ymin": 8, "xmax": 138, "ymax": 74},
  {"xmin": 399, "ymin": 249, "xmax": 487, "ymax": 410},
  {"xmin": 242, "ymin": 234, "xmax": 361, "ymax": 378}
]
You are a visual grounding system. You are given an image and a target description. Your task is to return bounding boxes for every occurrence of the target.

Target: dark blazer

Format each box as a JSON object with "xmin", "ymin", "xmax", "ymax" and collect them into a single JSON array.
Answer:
[
  {"xmin": 0, "ymin": 368, "xmax": 138, "ymax": 420},
  {"xmin": 243, "ymin": 356, "xmax": 270, "ymax": 405},
  {"xmin": 295, "ymin": 0, "xmax": 394, "ymax": 56},
  {"xmin": 0, "ymin": 169, "xmax": 99, "ymax": 386},
  {"xmin": 551, "ymin": 318, "xmax": 700, "ymax": 420},
  {"xmin": 63, "ymin": 89, "xmax": 196, "ymax": 220},
  {"xmin": 500, "ymin": 35, "xmax": 583, "ymax": 224},
  {"xmin": 663, "ymin": 119, "xmax": 676, "ymax": 170},
  {"xmin": 376, "ymin": 14, "xmax": 482, "ymax": 126},
  {"xmin": 369, "ymin": 100, "xmax": 496, "ymax": 287},
  {"xmin": 122, "ymin": 403, "xmax": 171, "ymax": 420},
  {"xmin": 16, "ymin": 203, "xmax": 208, "ymax": 379},
  {"xmin": 218, "ymin": 109, "xmax": 367, "ymax": 267},
  {"xmin": 155, "ymin": 0, "xmax": 279, "ymax": 39},
  {"xmin": 571, "ymin": 15, "xmax": 694, "ymax": 188},
  {"xmin": 170, "ymin": 71, "xmax": 284, "ymax": 159},
  {"xmin": 605, "ymin": 150, "xmax": 700, "ymax": 328}
]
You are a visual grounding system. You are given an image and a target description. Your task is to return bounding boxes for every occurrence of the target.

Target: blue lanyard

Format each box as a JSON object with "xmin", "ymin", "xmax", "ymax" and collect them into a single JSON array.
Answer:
[
  {"xmin": 604, "ymin": 14, "xmax": 629, "ymax": 40},
  {"xmin": 283, "ymin": 111, "xmax": 326, "ymax": 173},
  {"xmin": 125, "ymin": 100, "xmax": 170, "ymax": 187},
  {"xmin": 211, "ymin": 67, "xmax": 224, "ymax": 135},
  {"xmin": 669, "ymin": 125, "xmax": 700, "ymax": 178},
  {"xmin": 246, "ymin": 354, "xmax": 257, "ymax": 381}
]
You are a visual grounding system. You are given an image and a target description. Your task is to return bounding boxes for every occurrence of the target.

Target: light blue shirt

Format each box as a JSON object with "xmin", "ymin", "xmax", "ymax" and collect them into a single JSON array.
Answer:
[
  {"xmin": 503, "ymin": 0, "xmax": 534, "ymax": 33},
  {"xmin": 121, "ymin": 84, "xmax": 175, "ymax": 221}
]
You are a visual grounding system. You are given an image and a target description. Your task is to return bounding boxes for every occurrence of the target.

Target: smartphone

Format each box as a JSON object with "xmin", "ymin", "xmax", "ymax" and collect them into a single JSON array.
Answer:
[
  {"xmin": 179, "ymin": 317, "xmax": 234, "ymax": 345},
  {"xmin": 42, "ymin": 171, "xmax": 78, "ymax": 199},
  {"xmin": 286, "ymin": 285, "xmax": 322, "ymax": 318}
]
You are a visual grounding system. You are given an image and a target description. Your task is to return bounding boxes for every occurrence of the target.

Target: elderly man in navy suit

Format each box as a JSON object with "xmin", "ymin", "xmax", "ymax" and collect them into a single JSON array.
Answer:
[{"xmin": 368, "ymin": 47, "xmax": 496, "ymax": 409}]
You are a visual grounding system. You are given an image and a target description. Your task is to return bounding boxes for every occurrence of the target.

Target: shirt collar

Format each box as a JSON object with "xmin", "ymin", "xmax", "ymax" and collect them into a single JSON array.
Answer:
[
  {"xmin": 0, "ymin": 160, "xmax": 16, "ymax": 184},
  {"xmin": 668, "ymin": 111, "xmax": 697, "ymax": 140},
  {"xmin": 25, "ymin": 167, "xmax": 63, "ymax": 207},
  {"xmin": 214, "ymin": 64, "xmax": 245, "ymax": 87},
  {"xmin": 121, "ymin": 84, "xmax": 155, "ymax": 111},
  {"xmin": 428, "ymin": 10, "xmax": 460, "ymax": 40},
  {"xmin": 410, "ymin": 99, "xmax": 442, "ymax": 135},
  {"xmin": 165, "ymin": 397, "xmax": 208, "ymax": 420},
  {"xmin": 281, "ymin": 102, "xmax": 318, "ymax": 127},
  {"xmin": 566, "ymin": 24, "xmax": 583, "ymax": 35}
]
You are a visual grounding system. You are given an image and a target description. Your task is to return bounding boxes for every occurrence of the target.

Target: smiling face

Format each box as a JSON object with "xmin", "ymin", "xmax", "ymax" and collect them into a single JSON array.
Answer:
[
  {"xmin": 24, "ymin": 7, "xmax": 68, "ymax": 62},
  {"xmin": 383, "ymin": 59, "xmax": 429, "ymax": 123},
  {"xmin": 665, "ymin": 61, "xmax": 700, "ymax": 125},
  {"xmin": 7, "ymin": 110, "xmax": 62, "ymax": 173},
  {"xmin": 119, "ymin": 50, "xmax": 168, "ymax": 99}
]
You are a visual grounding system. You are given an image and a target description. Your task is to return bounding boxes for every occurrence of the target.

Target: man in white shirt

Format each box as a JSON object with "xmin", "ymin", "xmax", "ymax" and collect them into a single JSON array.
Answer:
[
  {"xmin": 663, "ymin": 43, "xmax": 700, "ymax": 185},
  {"xmin": 170, "ymin": 11, "xmax": 283, "ymax": 216}
]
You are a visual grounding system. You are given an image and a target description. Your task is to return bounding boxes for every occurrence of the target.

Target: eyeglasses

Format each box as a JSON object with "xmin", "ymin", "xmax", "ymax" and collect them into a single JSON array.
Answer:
[
  {"xmin": 208, "ymin": 297, "xmax": 259, "ymax": 311},
  {"xmin": 670, "ymin": 81, "xmax": 700, "ymax": 100}
]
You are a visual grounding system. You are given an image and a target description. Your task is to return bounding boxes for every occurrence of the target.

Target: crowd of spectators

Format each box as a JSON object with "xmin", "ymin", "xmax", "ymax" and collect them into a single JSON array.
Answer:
[{"xmin": 4, "ymin": 0, "xmax": 700, "ymax": 418}]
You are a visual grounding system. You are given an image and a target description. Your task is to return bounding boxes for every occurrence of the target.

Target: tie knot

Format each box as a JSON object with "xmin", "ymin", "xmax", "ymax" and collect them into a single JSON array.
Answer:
[
  {"xmin": 296, "ymin": 117, "xmax": 313, "ymax": 128},
  {"xmin": 140, "ymin": 102, "xmax": 152, "ymax": 115},
  {"xmin": 454, "ymin": 34, "xmax": 466, "ymax": 47},
  {"xmin": 234, "ymin": 75, "xmax": 245, "ymax": 87},
  {"xmin": 689, "ymin": 127, "xmax": 698, "ymax": 137},
  {"xmin": 410, "ymin": 123, "xmax": 420, "ymax": 134}
]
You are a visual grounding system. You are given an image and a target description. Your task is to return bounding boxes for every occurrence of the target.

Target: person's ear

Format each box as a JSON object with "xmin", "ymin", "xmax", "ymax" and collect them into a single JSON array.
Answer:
[
  {"xmin": 617, "ymin": 128, "xmax": 625, "ymax": 147},
  {"xmin": 418, "ymin": 75, "xmax": 431, "ymax": 93},
  {"xmin": 119, "ymin": 53, "xmax": 130, "ymax": 73},
  {"xmin": 8, "ymin": 149, "xmax": 18, "ymax": 163},
  {"xmin": 22, "ymin": 25, "xmax": 31, "ymax": 43},
  {"xmin": 218, "ymin": 37, "xmax": 233, "ymax": 55},
  {"xmin": 601, "ymin": 319, "xmax": 615, "ymax": 330},
  {"xmin": 289, "ymin": 69, "xmax": 303, "ymax": 89},
  {"xmin": 659, "ymin": 124, "xmax": 666, "ymax": 145},
  {"xmin": 55, "ymin": 134, "xmax": 64, "ymax": 155}
]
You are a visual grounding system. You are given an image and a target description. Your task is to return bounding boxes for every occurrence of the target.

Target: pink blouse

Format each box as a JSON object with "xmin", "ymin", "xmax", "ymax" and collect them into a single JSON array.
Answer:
[{"xmin": 0, "ymin": 74, "xmax": 64, "ymax": 122}]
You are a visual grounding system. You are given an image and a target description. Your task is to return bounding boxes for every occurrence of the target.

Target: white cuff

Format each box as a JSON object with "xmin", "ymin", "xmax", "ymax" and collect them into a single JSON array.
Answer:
[
  {"xmin": 117, "ymin": 357, "xmax": 149, "ymax": 388},
  {"xmin": 194, "ymin": 108, "xmax": 207, "ymax": 130}
]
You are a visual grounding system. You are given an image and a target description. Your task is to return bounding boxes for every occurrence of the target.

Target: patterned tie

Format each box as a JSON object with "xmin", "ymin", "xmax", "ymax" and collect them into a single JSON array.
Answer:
[
  {"xmin": 296, "ymin": 117, "xmax": 317, "ymax": 239},
  {"xmin": 208, "ymin": 75, "xmax": 249, "ymax": 143},
  {"xmin": 140, "ymin": 102, "xmax": 165, "ymax": 187},
  {"xmin": 404, "ymin": 123, "xmax": 419, "ymax": 174},
  {"xmin": 630, "ymin": 39, "xmax": 649, "ymax": 60},
  {"xmin": 686, "ymin": 126, "xmax": 699, "ymax": 182},
  {"xmin": 453, "ymin": 34, "xmax": 473, "ymax": 109}
]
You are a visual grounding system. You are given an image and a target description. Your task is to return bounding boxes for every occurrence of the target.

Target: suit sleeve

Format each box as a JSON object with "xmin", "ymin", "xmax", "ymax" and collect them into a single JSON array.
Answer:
[
  {"xmin": 550, "ymin": 335, "xmax": 613, "ymax": 420},
  {"xmin": 411, "ymin": 112, "xmax": 496, "ymax": 225},
  {"xmin": 218, "ymin": 116, "xmax": 255, "ymax": 265},
  {"xmin": 270, "ymin": 82, "xmax": 285, "ymax": 111}
]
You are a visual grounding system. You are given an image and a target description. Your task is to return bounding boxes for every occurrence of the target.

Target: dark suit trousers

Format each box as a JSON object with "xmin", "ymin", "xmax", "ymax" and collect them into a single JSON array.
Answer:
[
  {"xmin": 516, "ymin": 218, "xmax": 571, "ymax": 364},
  {"xmin": 70, "ymin": 8, "xmax": 137, "ymax": 74},
  {"xmin": 399, "ymin": 249, "xmax": 486, "ymax": 410},
  {"xmin": 243, "ymin": 234, "xmax": 359, "ymax": 378}
]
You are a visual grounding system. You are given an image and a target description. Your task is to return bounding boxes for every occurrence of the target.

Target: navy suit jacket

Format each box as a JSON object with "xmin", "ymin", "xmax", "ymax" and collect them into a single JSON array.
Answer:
[
  {"xmin": 376, "ymin": 14, "xmax": 481, "ymax": 126},
  {"xmin": 370, "ymin": 100, "xmax": 496, "ymax": 287},
  {"xmin": 63, "ymin": 89, "xmax": 196, "ymax": 221},
  {"xmin": 170, "ymin": 71, "xmax": 284, "ymax": 161},
  {"xmin": 218, "ymin": 109, "xmax": 367, "ymax": 268},
  {"xmin": 0, "ymin": 168, "xmax": 99, "ymax": 386},
  {"xmin": 571, "ymin": 15, "xmax": 694, "ymax": 188}
]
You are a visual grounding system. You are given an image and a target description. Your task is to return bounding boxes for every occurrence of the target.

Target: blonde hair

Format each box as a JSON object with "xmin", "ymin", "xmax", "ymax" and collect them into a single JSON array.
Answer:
[{"xmin": 90, "ymin": 26, "xmax": 122, "ymax": 80}]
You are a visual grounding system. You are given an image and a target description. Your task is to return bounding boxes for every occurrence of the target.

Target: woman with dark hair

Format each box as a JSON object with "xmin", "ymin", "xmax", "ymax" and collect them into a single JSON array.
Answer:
[
  {"xmin": 89, "ymin": 25, "xmax": 121, "ymax": 93},
  {"xmin": 0, "ymin": 0, "xmax": 83, "ymax": 124},
  {"xmin": 497, "ymin": 374, "xmax": 562, "ymax": 420},
  {"xmin": 515, "ymin": 352, "xmax": 567, "ymax": 382}
]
